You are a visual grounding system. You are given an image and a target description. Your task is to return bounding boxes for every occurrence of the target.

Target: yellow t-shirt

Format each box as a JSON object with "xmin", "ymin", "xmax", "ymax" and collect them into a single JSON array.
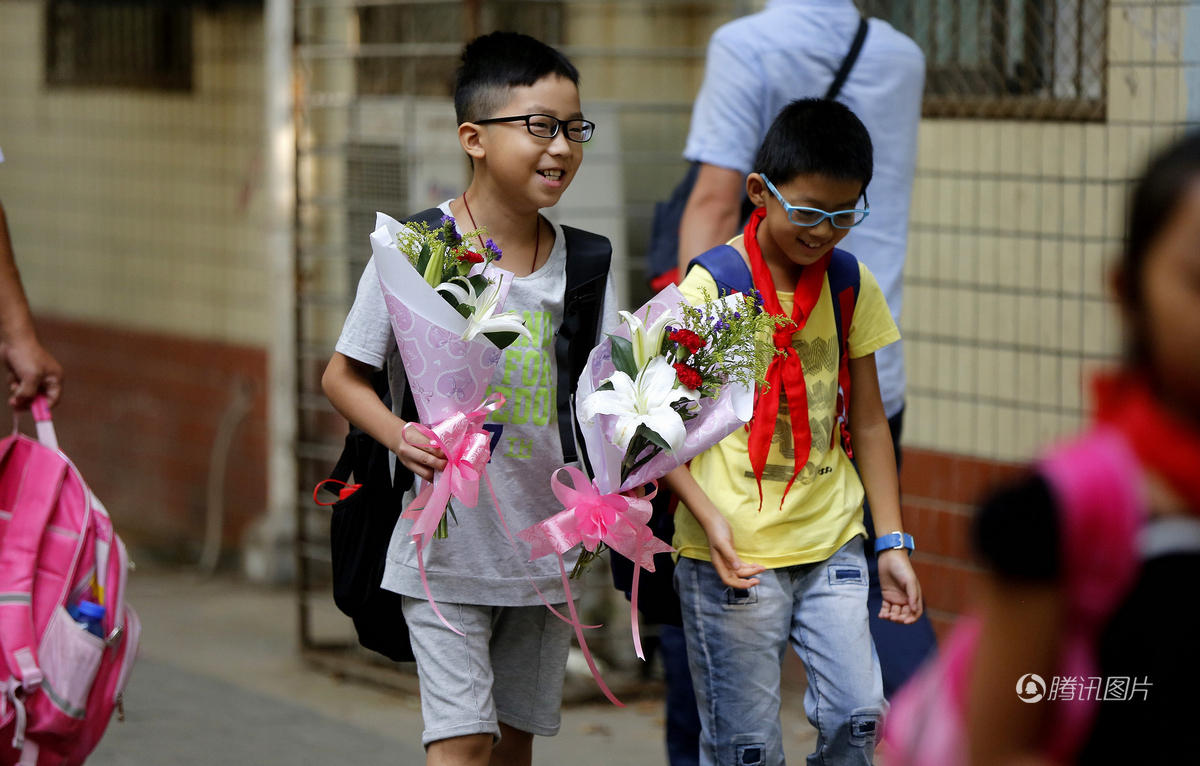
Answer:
[{"xmin": 674, "ymin": 255, "xmax": 900, "ymax": 567}]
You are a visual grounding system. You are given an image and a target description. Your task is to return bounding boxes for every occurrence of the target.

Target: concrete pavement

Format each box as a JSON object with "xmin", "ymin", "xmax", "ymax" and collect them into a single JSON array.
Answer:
[{"xmin": 87, "ymin": 567, "xmax": 817, "ymax": 765}]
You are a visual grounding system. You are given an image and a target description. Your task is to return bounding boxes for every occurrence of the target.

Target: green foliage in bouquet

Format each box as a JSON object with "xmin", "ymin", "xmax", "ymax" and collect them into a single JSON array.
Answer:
[
  {"xmin": 394, "ymin": 215, "xmax": 528, "ymax": 350},
  {"xmin": 666, "ymin": 289, "xmax": 780, "ymax": 399}
]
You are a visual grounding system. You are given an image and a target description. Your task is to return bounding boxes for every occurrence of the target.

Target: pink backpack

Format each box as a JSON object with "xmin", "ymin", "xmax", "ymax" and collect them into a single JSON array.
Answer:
[
  {"xmin": 880, "ymin": 426, "xmax": 1145, "ymax": 764},
  {"xmin": 0, "ymin": 398, "xmax": 140, "ymax": 765}
]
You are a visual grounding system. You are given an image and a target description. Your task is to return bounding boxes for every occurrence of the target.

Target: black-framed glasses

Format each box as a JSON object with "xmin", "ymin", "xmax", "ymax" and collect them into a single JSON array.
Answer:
[
  {"xmin": 474, "ymin": 113, "xmax": 595, "ymax": 143},
  {"xmin": 760, "ymin": 173, "xmax": 870, "ymax": 229}
]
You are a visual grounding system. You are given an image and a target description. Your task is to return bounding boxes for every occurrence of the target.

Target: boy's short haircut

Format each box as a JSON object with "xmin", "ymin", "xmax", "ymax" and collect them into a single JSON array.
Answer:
[
  {"xmin": 454, "ymin": 31, "xmax": 580, "ymax": 124},
  {"xmin": 753, "ymin": 98, "xmax": 873, "ymax": 194}
]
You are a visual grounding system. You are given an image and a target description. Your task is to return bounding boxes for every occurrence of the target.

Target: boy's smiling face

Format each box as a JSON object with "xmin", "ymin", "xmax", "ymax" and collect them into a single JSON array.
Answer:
[
  {"xmin": 470, "ymin": 74, "xmax": 584, "ymax": 211},
  {"xmin": 747, "ymin": 172, "xmax": 864, "ymax": 276}
]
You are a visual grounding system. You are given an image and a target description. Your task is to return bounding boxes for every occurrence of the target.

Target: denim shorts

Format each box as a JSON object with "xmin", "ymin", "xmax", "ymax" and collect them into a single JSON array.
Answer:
[
  {"xmin": 675, "ymin": 537, "xmax": 884, "ymax": 766},
  {"xmin": 401, "ymin": 596, "xmax": 572, "ymax": 746}
]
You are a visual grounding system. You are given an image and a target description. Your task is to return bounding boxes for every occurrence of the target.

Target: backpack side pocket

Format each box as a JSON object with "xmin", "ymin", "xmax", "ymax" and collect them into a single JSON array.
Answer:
[{"xmin": 30, "ymin": 606, "xmax": 104, "ymax": 734}]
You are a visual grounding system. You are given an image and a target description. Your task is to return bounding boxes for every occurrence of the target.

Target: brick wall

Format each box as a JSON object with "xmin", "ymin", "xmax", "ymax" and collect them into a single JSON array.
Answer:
[
  {"xmin": 22, "ymin": 317, "xmax": 269, "ymax": 560},
  {"xmin": 900, "ymin": 448, "xmax": 1025, "ymax": 639}
]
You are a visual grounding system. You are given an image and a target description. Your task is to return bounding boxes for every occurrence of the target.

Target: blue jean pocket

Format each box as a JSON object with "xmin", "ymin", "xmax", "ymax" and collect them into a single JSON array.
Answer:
[
  {"xmin": 828, "ymin": 564, "xmax": 865, "ymax": 587},
  {"xmin": 849, "ymin": 712, "xmax": 878, "ymax": 747},
  {"xmin": 724, "ymin": 586, "xmax": 758, "ymax": 606},
  {"xmin": 735, "ymin": 743, "xmax": 765, "ymax": 765}
]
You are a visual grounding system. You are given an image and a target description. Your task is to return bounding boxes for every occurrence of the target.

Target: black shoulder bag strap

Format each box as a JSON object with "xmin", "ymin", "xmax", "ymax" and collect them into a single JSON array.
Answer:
[
  {"xmin": 556, "ymin": 225, "xmax": 612, "ymax": 476},
  {"xmin": 824, "ymin": 16, "xmax": 870, "ymax": 101}
]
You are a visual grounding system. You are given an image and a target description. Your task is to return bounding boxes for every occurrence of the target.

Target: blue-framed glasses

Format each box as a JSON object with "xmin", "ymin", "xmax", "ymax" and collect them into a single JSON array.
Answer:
[
  {"xmin": 760, "ymin": 174, "xmax": 870, "ymax": 229},
  {"xmin": 474, "ymin": 113, "xmax": 595, "ymax": 143}
]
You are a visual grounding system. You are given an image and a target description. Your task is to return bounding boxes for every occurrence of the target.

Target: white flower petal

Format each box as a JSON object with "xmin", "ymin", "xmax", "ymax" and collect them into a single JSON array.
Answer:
[
  {"xmin": 438, "ymin": 276, "xmax": 532, "ymax": 344},
  {"xmin": 437, "ymin": 280, "xmax": 472, "ymax": 303},
  {"xmin": 577, "ymin": 387, "xmax": 632, "ymax": 421},
  {"xmin": 617, "ymin": 310, "xmax": 643, "ymax": 331},
  {"xmin": 605, "ymin": 370, "xmax": 639, "ymax": 399},
  {"xmin": 639, "ymin": 409, "xmax": 688, "ymax": 454},
  {"xmin": 618, "ymin": 308, "xmax": 678, "ymax": 368},
  {"xmin": 610, "ymin": 415, "xmax": 642, "ymax": 450},
  {"xmin": 640, "ymin": 356, "xmax": 680, "ymax": 391}
]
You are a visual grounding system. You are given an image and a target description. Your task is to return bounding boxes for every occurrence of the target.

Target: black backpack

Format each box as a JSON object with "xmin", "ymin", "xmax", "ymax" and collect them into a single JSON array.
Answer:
[
  {"xmin": 321, "ymin": 208, "xmax": 612, "ymax": 661},
  {"xmin": 644, "ymin": 16, "xmax": 870, "ymax": 289}
]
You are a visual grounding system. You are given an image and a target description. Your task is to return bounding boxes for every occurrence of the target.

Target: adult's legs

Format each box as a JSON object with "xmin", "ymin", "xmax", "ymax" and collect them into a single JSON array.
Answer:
[
  {"xmin": 659, "ymin": 623, "xmax": 701, "ymax": 766},
  {"xmin": 863, "ymin": 407, "xmax": 938, "ymax": 696}
]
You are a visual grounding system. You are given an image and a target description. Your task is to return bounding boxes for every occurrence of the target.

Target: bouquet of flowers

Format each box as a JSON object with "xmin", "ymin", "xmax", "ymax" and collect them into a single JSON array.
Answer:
[
  {"xmin": 372, "ymin": 211, "xmax": 530, "ymax": 630},
  {"xmin": 578, "ymin": 288, "xmax": 777, "ymax": 496},
  {"xmin": 517, "ymin": 284, "xmax": 777, "ymax": 700}
]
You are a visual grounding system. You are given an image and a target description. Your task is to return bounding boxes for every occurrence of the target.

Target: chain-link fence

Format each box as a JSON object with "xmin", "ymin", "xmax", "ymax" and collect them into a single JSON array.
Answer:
[{"xmin": 862, "ymin": 0, "xmax": 1107, "ymax": 119}]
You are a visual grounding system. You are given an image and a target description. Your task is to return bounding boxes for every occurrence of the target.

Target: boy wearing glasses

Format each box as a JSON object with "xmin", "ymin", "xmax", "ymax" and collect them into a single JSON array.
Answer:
[
  {"xmin": 322, "ymin": 32, "xmax": 614, "ymax": 766},
  {"xmin": 665, "ymin": 98, "xmax": 922, "ymax": 765}
]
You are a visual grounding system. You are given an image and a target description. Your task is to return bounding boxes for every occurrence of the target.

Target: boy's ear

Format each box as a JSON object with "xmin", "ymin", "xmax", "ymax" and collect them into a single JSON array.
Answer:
[
  {"xmin": 746, "ymin": 173, "xmax": 769, "ymax": 208},
  {"xmin": 458, "ymin": 122, "xmax": 486, "ymax": 161}
]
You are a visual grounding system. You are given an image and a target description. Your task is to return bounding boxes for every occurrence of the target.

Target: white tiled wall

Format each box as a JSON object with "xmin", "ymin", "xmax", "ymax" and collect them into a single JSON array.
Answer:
[
  {"xmin": 0, "ymin": 2, "xmax": 271, "ymax": 347},
  {"xmin": 904, "ymin": 1, "xmax": 1196, "ymax": 462},
  {"xmin": 3, "ymin": 0, "xmax": 1195, "ymax": 466}
]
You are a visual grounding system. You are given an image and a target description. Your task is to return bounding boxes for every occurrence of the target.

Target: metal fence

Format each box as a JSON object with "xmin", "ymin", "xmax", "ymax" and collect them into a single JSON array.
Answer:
[{"xmin": 862, "ymin": 0, "xmax": 1107, "ymax": 119}]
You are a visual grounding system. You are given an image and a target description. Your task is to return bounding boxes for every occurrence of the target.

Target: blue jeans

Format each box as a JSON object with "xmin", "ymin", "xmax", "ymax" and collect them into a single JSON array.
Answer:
[{"xmin": 675, "ymin": 538, "xmax": 884, "ymax": 766}]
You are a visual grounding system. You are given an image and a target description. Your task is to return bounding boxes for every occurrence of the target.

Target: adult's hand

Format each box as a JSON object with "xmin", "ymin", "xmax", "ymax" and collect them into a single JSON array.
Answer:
[{"xmin": 3, "ymin": 334, "xmax": 62, "ymax": 409}]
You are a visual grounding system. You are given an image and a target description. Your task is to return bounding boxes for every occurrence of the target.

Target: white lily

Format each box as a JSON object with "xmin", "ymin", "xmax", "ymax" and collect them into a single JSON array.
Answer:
[
  {"xmin": 437, "ymin": 276, "xmax": 533, "ymax": 344},
  {"xmin": 578, "ymin": 356, "xmax": 700, "ymax": 454},
  {"xmin": 618, "ymin": 308, "xmax": 676, "ymax": 368}
]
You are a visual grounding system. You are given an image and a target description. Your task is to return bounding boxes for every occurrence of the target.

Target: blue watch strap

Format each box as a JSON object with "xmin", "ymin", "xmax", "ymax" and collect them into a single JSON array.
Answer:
[{"xmin": 874, "ymin": 531, "xmax": 914, "ymax": 554}]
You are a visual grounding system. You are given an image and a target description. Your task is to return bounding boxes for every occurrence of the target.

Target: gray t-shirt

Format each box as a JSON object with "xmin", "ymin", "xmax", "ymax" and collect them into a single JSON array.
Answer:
[{"xmin": 334, "ymin": 201, "xmax": 618, "ymax": 605}]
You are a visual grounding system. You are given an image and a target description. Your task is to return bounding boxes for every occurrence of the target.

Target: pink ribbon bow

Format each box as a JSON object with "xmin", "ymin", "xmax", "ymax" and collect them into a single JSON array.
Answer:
[
  {"xmin": 400, "ymin": 393, "xmax": 504, "ymax": 635},
  {"xmin": 402, "ymin": 393, "xmax": 504, "ymax": 543},
  {"xmin": 519, "ymin": 466, "xmax": 674, "ymax": 706},
  {"xmin": 526, "ymin": 467, "xmax": 672, "ymax": 572}
]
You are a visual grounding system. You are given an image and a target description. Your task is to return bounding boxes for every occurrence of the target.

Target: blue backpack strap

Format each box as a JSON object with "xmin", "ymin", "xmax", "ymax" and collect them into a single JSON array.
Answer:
[
  {"xmin": 688, "ymin": 243, "xmax": 859, "ymax": 326},
  {"xmin": 827, "ymin": 247, "xmax": 861, "ymax": 352},
  {"xmin": 827, "ymin": 247, "xmax": 861, "ymax": 454},
  {"xmin": 687, "ymin": 245, "xmax": 760, "ymax": 305}
]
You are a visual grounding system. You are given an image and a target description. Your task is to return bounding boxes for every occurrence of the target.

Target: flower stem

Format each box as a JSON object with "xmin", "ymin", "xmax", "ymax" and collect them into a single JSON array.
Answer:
[
  {"xmin": 570, "ymin": 544, "xmax": 608, "ymax": 579},
  {"xmin": 434, "ymin": 503, "xmax": 456, "ymax": 539}
]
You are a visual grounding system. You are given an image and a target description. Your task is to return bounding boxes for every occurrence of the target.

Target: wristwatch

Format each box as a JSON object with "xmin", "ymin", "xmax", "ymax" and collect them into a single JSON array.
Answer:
[{"xmin": 874, "ymin": 531, "xmax": 914, "ymax": 555}]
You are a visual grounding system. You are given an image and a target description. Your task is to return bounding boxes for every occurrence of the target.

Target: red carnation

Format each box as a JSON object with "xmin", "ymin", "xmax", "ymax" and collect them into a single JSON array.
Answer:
[
  {"xmin": 460, "ymin": 250, "xmax": 485, "ymax": 264},
  {"xmin": 669, "ymin": 328, "xmax": 706, "ymax": 354},
  {"xmin": 673, "ymin": 363, "xmax": 704, "ymax": 390}
]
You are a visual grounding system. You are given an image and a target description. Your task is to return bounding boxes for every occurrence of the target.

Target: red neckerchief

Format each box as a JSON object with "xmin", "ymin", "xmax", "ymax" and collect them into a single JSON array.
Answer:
[
  {"xmin": 1094, "ymin": 372, "xmax": 1200, "ymax": 515},
  {"xmin": 744, "ymin": 207, "xmax": 832, "ymax": 510}
]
